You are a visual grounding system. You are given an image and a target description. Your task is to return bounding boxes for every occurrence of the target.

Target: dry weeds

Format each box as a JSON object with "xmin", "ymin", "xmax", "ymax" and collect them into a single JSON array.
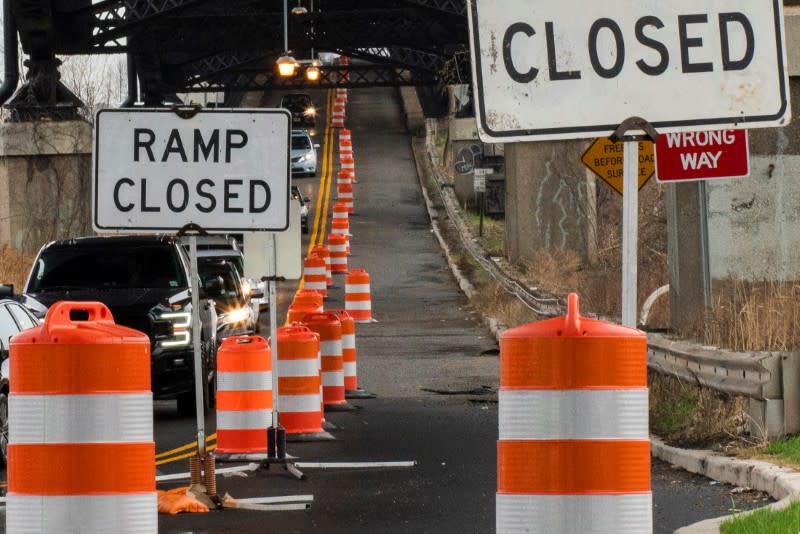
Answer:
[
  {"xmin": 649, "ymin": 371, "xmax": 750, "ymax": 447},
  {"xmin": 0, "ymin": 245, "xmax": 34, "ymax": 290}
]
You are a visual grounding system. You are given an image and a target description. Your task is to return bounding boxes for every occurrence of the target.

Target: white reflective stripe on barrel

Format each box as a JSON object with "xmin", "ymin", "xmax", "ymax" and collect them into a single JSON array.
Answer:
[
  {"xmin": 344, "ymin": 362, "xmax": 357, "ymax": 376},
  {"xmin": 321, "ymin": 371, "xmax": 345, "ymax": 386},
  {"xmin": 279, "ymin": 395, "xmax": 321, "ymax": 413},
  {"xmin": 277, "ymin": 360, "xmax": 319, "ymax": 377},
  {"xmin": 320, "ymin": 340, "xmax": 342, "ymax": 356},
  {"xmin": 7, "ymin": 494, "xmax": 158, "ymax": 534},
  {"xmin": 332, "ymin": 227, "xmax": 348, "ymax": 234},
  {"xmin": 217, "ymin": 371, "xmax": 272, "ymax": 392},
  {"xmin": 306, "ymin": 282, "xmax": 326, "ymax": 290},
  {"xmin": 304, "ymin": 267, "xmax": 326, "ymax": 275},
  {"xmin": 333, "ymin": 212, "xmax": 348, "ymax": 218},
  {"xmin": 345, "ymin": 301, "xmax": 372, "ymax": 310},
  {"xmin": 216, "ymin": 409, "xmax": 273, "ymax": 430},
  {"xmin": 496, "ymin": 494, "xmax": 652, "ymax": 534},
  {"xmin": 342, "ymin": 334, "xmax": 355, "ymax": 350},
  {"xmin": 346, "ymin": 284, "xmax": 371, "ymax": 293},
  {"xmin": 498, "ymin": 389, "xmax": 649, "ymax": 440},
  {"xmin": 9, "ymin": 394, "xmax": 152, "ymax": 444}
]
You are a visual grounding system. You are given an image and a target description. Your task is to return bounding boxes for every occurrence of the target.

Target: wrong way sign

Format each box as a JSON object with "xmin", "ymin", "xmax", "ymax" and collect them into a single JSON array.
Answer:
[
  {"xmin": 655, "ymin": 129, "xmax": 749, "ymax": 182},
  {"xmin": 93, "ymin": 108, "xmax": 291, "ymax": 233},
  {"xmin": 466, "ymin": 0, "xmax": 790, "ymax": 142}
]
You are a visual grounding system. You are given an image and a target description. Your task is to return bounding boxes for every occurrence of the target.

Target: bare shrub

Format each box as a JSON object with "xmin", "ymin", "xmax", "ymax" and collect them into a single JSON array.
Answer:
[
  {"xmin": 472, "ymin": 281, "xmax": 541, "ymax": 328},
  {"xmin": 0, "ymin": 245, "xmax": 34, "ymax": 289},
  {"xmin": 703, "ymin": 279, "xmax": 800, "ymax": 352}
]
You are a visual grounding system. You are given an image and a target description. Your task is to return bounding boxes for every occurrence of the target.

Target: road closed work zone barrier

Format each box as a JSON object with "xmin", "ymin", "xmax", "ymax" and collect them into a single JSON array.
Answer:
[
  {"xmin": 8, "ymin": 301, "xmax": 157, "ymax": 534},
  {"xmin": 497, "ymin": 293, "xmax": 651, "ymax": 534}
]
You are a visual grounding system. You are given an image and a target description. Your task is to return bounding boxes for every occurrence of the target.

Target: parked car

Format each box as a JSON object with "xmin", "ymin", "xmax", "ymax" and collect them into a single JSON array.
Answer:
[
  {"xmin": 292, "ymin": 185, "xmax": 310, "ymax": 234},
  {"xmin": 291, "ymin": 129, "xmax": 319, "ymax": 177},
  {"xmin": 21, "ymin": 236, "xmax": 219, "ymax": 416},
  {"xmin": 0, "ymin": 286, "xmax": 40, "ymax": 466},
  {"xmin": 281, "ymin": 93, "xmax": 317, "ymax": 127}
]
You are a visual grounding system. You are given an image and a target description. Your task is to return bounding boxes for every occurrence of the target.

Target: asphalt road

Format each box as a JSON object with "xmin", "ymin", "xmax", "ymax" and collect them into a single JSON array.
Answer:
[{"xmin": 0, "ymin": 87, "xmax": 772, "ymax": 533}]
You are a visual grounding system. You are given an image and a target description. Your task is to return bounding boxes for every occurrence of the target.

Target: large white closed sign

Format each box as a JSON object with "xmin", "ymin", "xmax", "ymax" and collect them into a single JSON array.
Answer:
[
  {"xmin": 93, "ymin": 108, "xmax": 291, "ymax": 232},
  {"xmin": 467, "ymin": 0, "xmax": 790, "ymax": 142}
]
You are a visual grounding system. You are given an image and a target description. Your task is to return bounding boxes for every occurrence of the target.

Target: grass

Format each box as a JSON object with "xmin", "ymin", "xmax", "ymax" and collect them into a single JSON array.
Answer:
[
  {"xmin": 721, "ymin": 501, "xmax": 800, "ymax": 534},
  {"xmin": 743, "ymin": 435, "xmax": 800, "ymax": 469},
  {"xmin": 462, "ymin": 210, "xmax": 504, "ymax": 257}
]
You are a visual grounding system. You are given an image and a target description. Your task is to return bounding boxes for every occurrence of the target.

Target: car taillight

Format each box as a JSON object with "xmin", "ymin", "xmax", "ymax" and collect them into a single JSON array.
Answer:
[{"xmin": 158, "ymin": 311, "xmax": 191, "ymax": 348}]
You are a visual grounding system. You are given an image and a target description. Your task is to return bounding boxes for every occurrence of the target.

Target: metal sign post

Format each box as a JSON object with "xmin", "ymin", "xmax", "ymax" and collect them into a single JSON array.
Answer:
[
  {"xmin": 611, "ymin": 118, "xmax": 659, "ymax": 328},
  {"xmin": 189, "ymin": 234, "xmax": 205, "ymax": 457}
]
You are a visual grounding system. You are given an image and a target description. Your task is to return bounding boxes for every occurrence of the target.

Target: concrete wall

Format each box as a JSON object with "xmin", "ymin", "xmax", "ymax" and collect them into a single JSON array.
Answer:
[
  {"xmin": 706, "ymin": 80, "xmax": 800, "ymax": 280},
  {"xmin": 0, "ymin": 121, "xmax": 93, "ymax": 254},
  {"xmin": 504, "ymin": 141, "xmax": 596, "ymax": 264}
]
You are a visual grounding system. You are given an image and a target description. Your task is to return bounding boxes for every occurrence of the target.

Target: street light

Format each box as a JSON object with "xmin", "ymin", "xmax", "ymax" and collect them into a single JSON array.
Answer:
[{"xmin": 277, "ymin": 0, "xmax": 297, "ymax": 77}]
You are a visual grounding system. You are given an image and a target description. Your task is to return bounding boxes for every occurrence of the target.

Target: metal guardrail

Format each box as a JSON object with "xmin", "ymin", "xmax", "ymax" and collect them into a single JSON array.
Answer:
[
  {"xmin": 416, "ymin": 115, "xmax": 779, "ymax": 401},
  {"xmin": 647, "ymin": 333, "xmax": 775, "ymax": 399}
]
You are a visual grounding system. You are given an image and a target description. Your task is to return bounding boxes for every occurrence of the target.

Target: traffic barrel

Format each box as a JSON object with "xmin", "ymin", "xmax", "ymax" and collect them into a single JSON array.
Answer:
[
  {"xmin": 312, "ymin": 244, "xmax": 333, "ymax": 286},
  {"xmin": 339, "ymin": 128, "xmax": 351, "ymax": 143},
  {"xmin": 338, "ymin": 183, "xmax": 354, "ymax": 214},
  {"xmin": 339, "ymin": 138, "xmax": 353, "ymax": 159},
  {"xmin": 332, "ymin": 200, "xmax": 349, "ymax": 223},
  {"xmin": 292, "ymin": 289, "xmax": 324, "ymax": 312},
  {"xmin": 497, "ymin": 293, "xmax": 650, "ymax": 533},
  {"xmin": 215, "ymin": 336, "xmax": 273, "ymax": 457},
  {"xmin": 328, "ymin": 233, "xmax": 348, "ymax": 273},
  {"xmin": 8, "ymin": 301, "xmax": 156, "ymax": 533},
  {"xmin": 301, "ymin": 312, "xmax": 351, "ymax": 410},
  {"xmin": 328, "ymin": 309, "xmax": 374, "ymax": 399},
  {"xmin": 287, "ymin": 301, "xmax": 321, "ymax": 324},
  {"xmin": 331, "ymin": 218, "xmax": 350, "ymax": 255},
  {"xmin": 273, "ymin": 325, "xmax": 334, "ymax": 441},
  {"xmin": 337, "ymin": 169, "xmax": 354, "ymax": 187},
  {"xmin": 331, "ymin": 102, "xmax": 346, "ymax": 128},
  {"xmin": 345, "ymin": 268, "xmax": 373, "ymax": 323},
  {"xmin": 340, "ymin": 155, "xmax": 355, "ymax": 175},
  {"xmin": 303, "ymin": 254, "xmax": 327, "ymax": 297}
]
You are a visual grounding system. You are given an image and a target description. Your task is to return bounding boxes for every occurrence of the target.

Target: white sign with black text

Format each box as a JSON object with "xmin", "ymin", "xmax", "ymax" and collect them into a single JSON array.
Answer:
[
  {"xmin": 467, "ymin": 0, "xmax": 790, "ymax": 142},
  {"xmin": 473, "ymin": 168, "xmax": 489, "ymax": 193},
  {"xmin": 93, "ymin": 108, "xmax": 291, "ymax": 232}
]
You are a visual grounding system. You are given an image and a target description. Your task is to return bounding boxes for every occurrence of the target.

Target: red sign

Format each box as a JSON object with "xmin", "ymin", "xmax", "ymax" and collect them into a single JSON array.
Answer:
[{"xmin": 655, "ymin": 130, "xmax": 749, "ymax": 183}]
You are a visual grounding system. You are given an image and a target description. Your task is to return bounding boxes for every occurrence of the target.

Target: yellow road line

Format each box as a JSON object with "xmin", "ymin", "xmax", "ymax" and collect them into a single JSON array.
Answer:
[
  {"xmin": 155, "ymin": 443, "xmax": 218, "ymax": 467},
  {"xmin": 155, "ymin": 433, "xmax": 217, "ymax": 459}
]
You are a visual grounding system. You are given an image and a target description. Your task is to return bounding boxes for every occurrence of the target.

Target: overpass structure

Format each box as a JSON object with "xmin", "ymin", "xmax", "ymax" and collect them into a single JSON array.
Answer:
[{"xmin": 4, "ymin": 0, "xmax": 471, "ymax": 119}]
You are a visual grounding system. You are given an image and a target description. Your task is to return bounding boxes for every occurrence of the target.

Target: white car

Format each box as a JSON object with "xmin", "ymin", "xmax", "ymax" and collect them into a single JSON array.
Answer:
[{"xmin": 291, "ymin": 129, "xmax": 319, "ymax": 177}]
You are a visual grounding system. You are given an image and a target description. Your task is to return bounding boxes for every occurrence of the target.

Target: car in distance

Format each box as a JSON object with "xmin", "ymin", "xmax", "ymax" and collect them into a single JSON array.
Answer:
[
  {"xmin": 0, "ymin": 286, "xmax": 40, "ymax": 466},
  {"xmin": 291, "ymin": 129, "xmax": 319, "ymax": 177},
  {"xmin": 292, "ymin": 185, "xmax": 310, "ymax": 235},
  {"xmin": 281, "ymin": 93, "xmax": 317, "ymax": 127},
  {"xmin": 21, "ymin": 235, "xmax": 219, "ymax": 416}
]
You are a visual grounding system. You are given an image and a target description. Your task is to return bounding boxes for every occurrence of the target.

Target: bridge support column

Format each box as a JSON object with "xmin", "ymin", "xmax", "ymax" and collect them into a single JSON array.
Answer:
[
  {"xmin": 0, "ymin": 121, "xmax": 93, "ymax": 254},
  {"xmin": 504, "ymin": 141, "xmax": 596, "ymax": 264}
]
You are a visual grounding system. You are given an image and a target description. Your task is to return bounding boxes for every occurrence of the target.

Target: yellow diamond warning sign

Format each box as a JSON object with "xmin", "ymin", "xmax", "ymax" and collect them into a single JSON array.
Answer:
[{"xmin": 581, "ymin": 138, "xmax": 655, "ymax": 195}]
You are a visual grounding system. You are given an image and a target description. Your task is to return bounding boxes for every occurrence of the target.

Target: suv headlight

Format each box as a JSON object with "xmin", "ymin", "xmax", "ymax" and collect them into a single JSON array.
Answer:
[
  {"xmin": 301, "ymin": 152, "xmax": 314, "ymax": 161},
  {"xmin": 303, "ymin": 106, "xmax": 316, "ymax": 117},
  {"xmin": 158, "ymin": 311, "xmax": 191, "ymax": 348}
]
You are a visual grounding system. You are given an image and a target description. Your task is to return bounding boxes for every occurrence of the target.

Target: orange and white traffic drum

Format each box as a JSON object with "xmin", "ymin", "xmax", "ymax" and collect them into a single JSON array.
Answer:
[
  {"xmin": 498, "ymin": 293, "xmax": 651, "ymax": 533},
  {"xmin": 8, "ymin": 302, "xmax": 156, "ymax": 533}
]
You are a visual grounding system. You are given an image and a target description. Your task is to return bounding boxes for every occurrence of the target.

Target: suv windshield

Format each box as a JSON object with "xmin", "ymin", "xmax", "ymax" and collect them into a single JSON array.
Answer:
[
  {"xmin": 282, "ymin": 94, "xmax": 311, "ymax": 112},
  {"xmin": 198, "ymin": 258, "xmax": 244, "ymax": 309},
  {"xmin": 28, "ymin": 245, "xmax": 187, "ymax": 292}
]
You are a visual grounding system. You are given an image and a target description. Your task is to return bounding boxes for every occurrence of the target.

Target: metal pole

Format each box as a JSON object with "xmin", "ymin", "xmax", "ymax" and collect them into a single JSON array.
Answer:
[
  {"xmin": 621, "ymin": 141, "xmax": 639, "ymax": 328},
  {"xmin": 479, "ymin": 192, "xmax": 484, "ymax": 238},
  {"xmin": 283, "ymin": 0, "xmax": 289, "ymax": 52},
  {"xmin": 189, "ymin": 235, "xmax": 206, "ymax": 457},
  {"xmin": 698, "ymin": 181, "xmax": 712, "ymax": 309},
  {"xmin": 269, "ymin": 234, "xmax": 280, "ymax": 428}
]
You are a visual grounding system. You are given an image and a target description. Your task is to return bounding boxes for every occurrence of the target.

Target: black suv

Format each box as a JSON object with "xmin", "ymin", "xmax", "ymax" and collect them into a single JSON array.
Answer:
[{"xmin": 22, "ymin": 236, "xmax": 219, "ymax": 415}]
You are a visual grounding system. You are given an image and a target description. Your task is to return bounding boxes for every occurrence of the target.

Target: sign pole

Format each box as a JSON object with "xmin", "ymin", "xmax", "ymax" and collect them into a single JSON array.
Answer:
[
  {"xmin": 188, "ymin": 234, "xmax": 206, "ymax": 458},
  {"xmin": 611, "ymin": 118, "xmax": 659, "ymax": 328},
  {"xmin": 268, "ymin": 233, "xmax": 280, "ymax": 430},
  {"xmin": 621, "ymin": 140, "xmax": 638, "ymax": 328}
]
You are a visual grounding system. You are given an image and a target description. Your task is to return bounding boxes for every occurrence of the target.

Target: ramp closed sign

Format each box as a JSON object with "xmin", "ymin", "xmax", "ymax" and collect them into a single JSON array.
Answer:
[{"xmin": 93, "ymin": 108, "xmax": 291, "ymax": 233}]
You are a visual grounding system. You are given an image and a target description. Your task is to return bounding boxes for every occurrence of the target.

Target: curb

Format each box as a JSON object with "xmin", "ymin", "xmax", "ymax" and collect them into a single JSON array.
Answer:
[
  {"xmin": 411, "ymin": 129, "xmax": 800, "ymax": 534},
  {"xmin": 653, "ymin": 436, "xmax": 800, "ymax": 533}
]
